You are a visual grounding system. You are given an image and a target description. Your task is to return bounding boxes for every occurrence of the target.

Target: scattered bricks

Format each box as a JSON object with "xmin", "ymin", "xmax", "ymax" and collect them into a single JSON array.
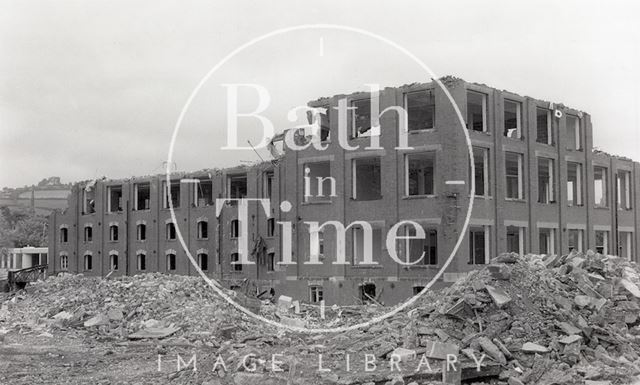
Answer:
[
  {"xmin": 555, "ymin": 296, "xmax": 573, "ymax": 312},
  {"xmin": 276, "ymin": 295, "xmax": 293, "ymax": 312},
  {"xmin": 488, "ymin": 264, "xmax": 512, "ymax": 280},
  {"xmin": 485, "ymin": 285, "xmax": 511, "ymax": 308},
  {"xmin": 521, "ymin": 342, "xmax": 549, "ymax": 354},
  {"xmin": 292, "ymin": 300, "xmax": 300, "ymax": 314},
  {"xmin": 558, "ymin": 335, "xmax": 582, "ymax": 344},
  {"xmin": 558, "ymin": 322, "xmax": 582, "ymax": 335},
  {"xmin": 597, "ymin": 282, "xmax": 614, "ymax": 298},
  {"xmin": 220, "ymin": 325, "xmax": 236, "ymax": 339},
  {"xmin": 388, "ymin": 347, "xmax": 417, "ymax": 362},
  {"xmin": 619, "ymin": 279, "xmax": 640, "ymax": 298},
  {"xmin": 493, "ymin": 338, "xmax": 512, "ymax": 359},
  {"xmin": 477, "ymin": 336, "xmax": 507, "ymax": 365},
  {"xmin": 584, "ymin": 381, "xmax": 612, "ymax": 385},
  {"xmin": 52, "ymin": 311, "xmax": 73, "ymax": 320},
  {"xmin": 543, "ymin": 254, "xmax": 560, "ymax": 268},
  {"xmin": 420, "ymin": 339, "xmax": 459, "ymax": 360},
  {"xmin": 569, "ymin": 257, "xmax": 585, "ymax": 269},
  {"xmin": 574, "ymin": 295, "xmax": 591, "ymax": 308},
  {"xmin": 434, "ymin": 329, "xmax": 451, "ymax": 341}
]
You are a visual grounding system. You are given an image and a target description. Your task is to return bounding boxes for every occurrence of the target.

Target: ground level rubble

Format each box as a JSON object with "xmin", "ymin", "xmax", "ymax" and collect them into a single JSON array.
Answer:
[{"xmin": 2, "ymin": 251, "xmax": 640, "ymax": 384}]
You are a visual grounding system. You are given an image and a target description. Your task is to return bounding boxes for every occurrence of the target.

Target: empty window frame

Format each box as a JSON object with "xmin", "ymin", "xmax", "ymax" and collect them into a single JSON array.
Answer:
[
  {"xmin": 617, "ymin": 170, "xmax": 632, "ymax": 210},
  {"xmin": 539, "ymin": 228, "xmax": 556, "ymax": 255},
  {"xmin": 503, "ymin": 100, "xmax": 522, "ymax": 138},
  {"xmin": 107, "ymin": 185, "xmax": 123, "ymax": 213},
  {"xmin": 471, "ymin": 147, "xmax": 490, "ymax": 196},
  {"xmin": 230, "ymin": 219, "xmax": 239, "ymax": 238},
  {"xmin": 109, "ymin": 225, "xmax": 119, "ymax": 241},
  {"xmin": 567, "ymin": 162, "xmax": 583, "ymax": 206},
  {"xmin": 538, "ymin": 158, "xmax": 555, "ymax": 203},
  {"xmin": 567, "ymin": 229, "xmax": 584, "ymax": 252},
  {"xmin": 352, "ymin": 157, "xmax": 382, "ymax": 201},
  {"xmin": 566, "ymin": 115, "xmax": 582, "ymax": 150},
  {"xmin": 506, "ymin": 226, "xmax": 525, "ymax": 255},
  {"xmin": 352, "ymin": 226, "xmax": 382, "ymax": 265},
  {"xmin": 228, "ymin": 175, "xmax": 247, "ymax": 200},
  {"xmin": 267, "ymin": 218, "xmax": 275, "ymax": 237},
  {"xmin": 309, "ymin": 285, "xmax": 323, "ymax": 303},
  {"xmin": 595, "ymin": 230, "xmax": 609, "ymax": 255},
  {"xmin": 194, "ymin": 178, "xmax": 213, "ymax": 207},
  {"xmin": 405, "ymin": 90, "xmax": 435, "ymax": 131},
  {"xmin": 231, "ymin": 253, "xmax": 242, "ymax": 271},
  {"xmin": 267, "ymin": 252, "xmax": 275, "ymax": 272},
  {"xmin": 469, "ymin": 226, "xmax": 490, "ymax": 265},
  {"xmin": 309, "ymin": 228, "xmax": 325, "ymax": 258},
  {"xmin": 536, "ymin": 107, "xmax": 553, "ymax": 145},
  {"xmin": 198, "ymin": 253, "xmax": 208, "ymax": 271},
  {"xmin": 466, "ymin": 91, "xmax": 487, "ymax": 132},
  {"xmin": 60, "ymin": 227, "xmax": 68, "ymax": 243},
  {"xmin": 137, "ymin": 223, "xmax": 146, "ymax": 241},
  {"xmin": 359, "ymin": 283, "xmax": 376, "ymax": 303},
  {"xmin": 163, "ymin": 181, "xmax": 180, "ymax": 209},
  {"xmin": 618, "ymin": 231, "xmax": 633, "ymax": 259},
  {"xmin": 263, "ymin": 172, "xmax": 274, "ymax": 199},
  {"xmin": 406, "ymin": 152, "xmax": 435, "ymax": 196},
  {"xmin": 304, "ymin": 162, "xmax": 334, "ymax": 203},
  {"xmin": 594, "ymin": 166, "xmax": 608, "ymax": 208},
  {"xmin": 197, "ymin": 220, "xmax": 208, "ymax": 239},
  {"xmin": 137, "ymin": 253, "xmax": 146, "ymax": 270},
  {"xmin": 134, "ymin": 183, "xmax": 151, "ymax": 210},
  {"xmin": 60, "ymin": 255, "xmax": 69, "ymax": 270},
  {"xmin": 505, "ymin": 152, "xmax": 524, "ymax": 200},
  {"xmin": 404, "ymin": 225, "xmax": 438, "ymax": 265},
  {"xmin": 109, "ymin": 254, "xmax": 118, "ymax": 270},
  {"xmin": 82, "ymin": 187, "xmax": 95, "ymax": 215},
  {"xmin": 84, "ymin": 225, "xmax": 93, "ymax": 242},
  {"xmin": 84, "ymin": 254, "xmax": 92, "ymax": 271},
  {"xmin": 351, "ymin": 98, "xmax": 377, "ymax": 138},
  {"xmin": 166, "ymin": 222, "xmax": 176, "ymax": 240},
  {"xmin": 166, "ymin": 253, "xmax": 177, "ymax": 271},
  {"xmin": 413, "ymin": 286, "xmax": 426, "ymax": 295}
]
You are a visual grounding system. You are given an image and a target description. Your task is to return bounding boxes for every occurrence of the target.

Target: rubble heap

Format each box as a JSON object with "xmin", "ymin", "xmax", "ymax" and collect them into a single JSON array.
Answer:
[
  {"xmin": 2, "ymin": 251, "xmax": 640, "ymax": 384},
  {"xmin": 0, "ymin": 273, "xmax": 254, "ymax": 341}
]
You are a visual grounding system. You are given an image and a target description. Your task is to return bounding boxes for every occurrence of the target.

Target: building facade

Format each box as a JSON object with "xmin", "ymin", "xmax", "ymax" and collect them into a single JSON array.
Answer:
[{"xmin": 47, "ymin": 78, "xmax": 640, "ymax": 305}]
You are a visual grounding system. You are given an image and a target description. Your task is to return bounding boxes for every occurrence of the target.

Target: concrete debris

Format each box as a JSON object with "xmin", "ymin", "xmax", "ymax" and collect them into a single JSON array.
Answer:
[
  {"xmin": 2, "ymin": 250, "xmax": 640, "ymax": 384},
  {"xmin": 484, "ymin": 285, "xmax": 511, "ymax": 308},
  {"xmin": 521, "ymin": 342, "xmax": 548, "ymax": 353}
]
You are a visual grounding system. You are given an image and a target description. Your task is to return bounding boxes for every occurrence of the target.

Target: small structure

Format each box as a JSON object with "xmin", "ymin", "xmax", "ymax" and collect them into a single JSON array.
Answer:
[{"xmin": 0, "ymin": 247, "xmax": 48, "ymax": 291}]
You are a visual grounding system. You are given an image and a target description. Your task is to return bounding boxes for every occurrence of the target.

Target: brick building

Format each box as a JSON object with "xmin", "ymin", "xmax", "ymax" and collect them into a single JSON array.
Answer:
[{"xmin": 48, "ymin": 78, "xmax": 640, "ymax": 305}]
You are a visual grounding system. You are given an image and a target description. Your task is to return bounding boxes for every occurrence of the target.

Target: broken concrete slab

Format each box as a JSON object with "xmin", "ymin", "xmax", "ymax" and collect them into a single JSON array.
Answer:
[
  {"xmin": 276, "ymin": 295, "xmax": 293, "ymax": 312},
  {"xmin": 278, "ymin": 315, "xmax": 306, "ymax": 329},
  {"xmin": 619, "ymin": 279, "xmax": 640, "ymax": 298},
  {"xmin": 107, "ymin": 308, "xmax": 123, "ymax": 321},
  {"xmin": 558, "ymin": 335, "xmax": 582, "ymax": 344},
  {"xmin": 477, "ymin": 336, "xmax": 506, "ymax": 365},
  {"xmin": 558, "ymin": 322, "xmax": 581, "ymax": 335},
  {"xmin": 574, "ymin": 295, "xmax": 591, "ymax": 307},
  {"xmin": 52, "ymin": 311, "xmax": 73, "ymax": 320},
  {"xmin": 485, "ymin": 285, "xmax": 511, "ymax": 308},
  {"xmin": 487, "ymin": 264, "xmax": 511, "ymax": 280},
  {"xmin": 521, "ymin": 342, "xmax": 549, "ymax": 353},
  {"xmin": 419, "ymin": 339, "xmax": 459, "ymax": 360}
]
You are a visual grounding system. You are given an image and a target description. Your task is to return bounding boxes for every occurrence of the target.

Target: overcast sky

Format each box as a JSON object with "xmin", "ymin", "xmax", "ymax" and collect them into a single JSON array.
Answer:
[{"xmin": 1, "ymin": 0, "xmax": 639, "ymax": 188}]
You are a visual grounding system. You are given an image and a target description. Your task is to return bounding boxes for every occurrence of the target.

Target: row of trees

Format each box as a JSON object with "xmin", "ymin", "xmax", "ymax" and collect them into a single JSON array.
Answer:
[{"xmin": 0, "ymin": 206, "xmax": 48, "ymax": 248}]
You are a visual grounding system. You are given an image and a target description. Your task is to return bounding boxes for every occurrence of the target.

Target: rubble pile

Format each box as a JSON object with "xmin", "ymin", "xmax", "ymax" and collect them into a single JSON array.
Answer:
[
  {"xmin": 0, "ymin": 273, "xmax": 253, "ymax": 341},
  {"xmin": 400, "ymin": 251, "xmax": 640, "ymax": 384},
  {"xmin": 2, "ymin": 251, "xmax": 640, "ymax": 384}
]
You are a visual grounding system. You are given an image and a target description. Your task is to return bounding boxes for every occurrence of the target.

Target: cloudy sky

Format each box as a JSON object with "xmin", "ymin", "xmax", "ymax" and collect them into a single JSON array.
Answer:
[{"xmin": 1, "ymin": 0, "xmax": 639, "ymax": 188}]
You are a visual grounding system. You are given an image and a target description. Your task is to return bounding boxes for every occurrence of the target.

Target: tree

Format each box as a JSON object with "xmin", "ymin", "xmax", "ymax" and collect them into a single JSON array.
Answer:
[{"xmin": 0, "ymin": 206, "xmax": 48, "ymax": 247}]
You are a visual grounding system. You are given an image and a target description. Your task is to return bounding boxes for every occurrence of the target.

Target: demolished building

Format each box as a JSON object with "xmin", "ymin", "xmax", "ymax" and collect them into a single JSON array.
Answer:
[{"xmin": 47, "ymin": 78, "xmax": 640, "ymax": 305}]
